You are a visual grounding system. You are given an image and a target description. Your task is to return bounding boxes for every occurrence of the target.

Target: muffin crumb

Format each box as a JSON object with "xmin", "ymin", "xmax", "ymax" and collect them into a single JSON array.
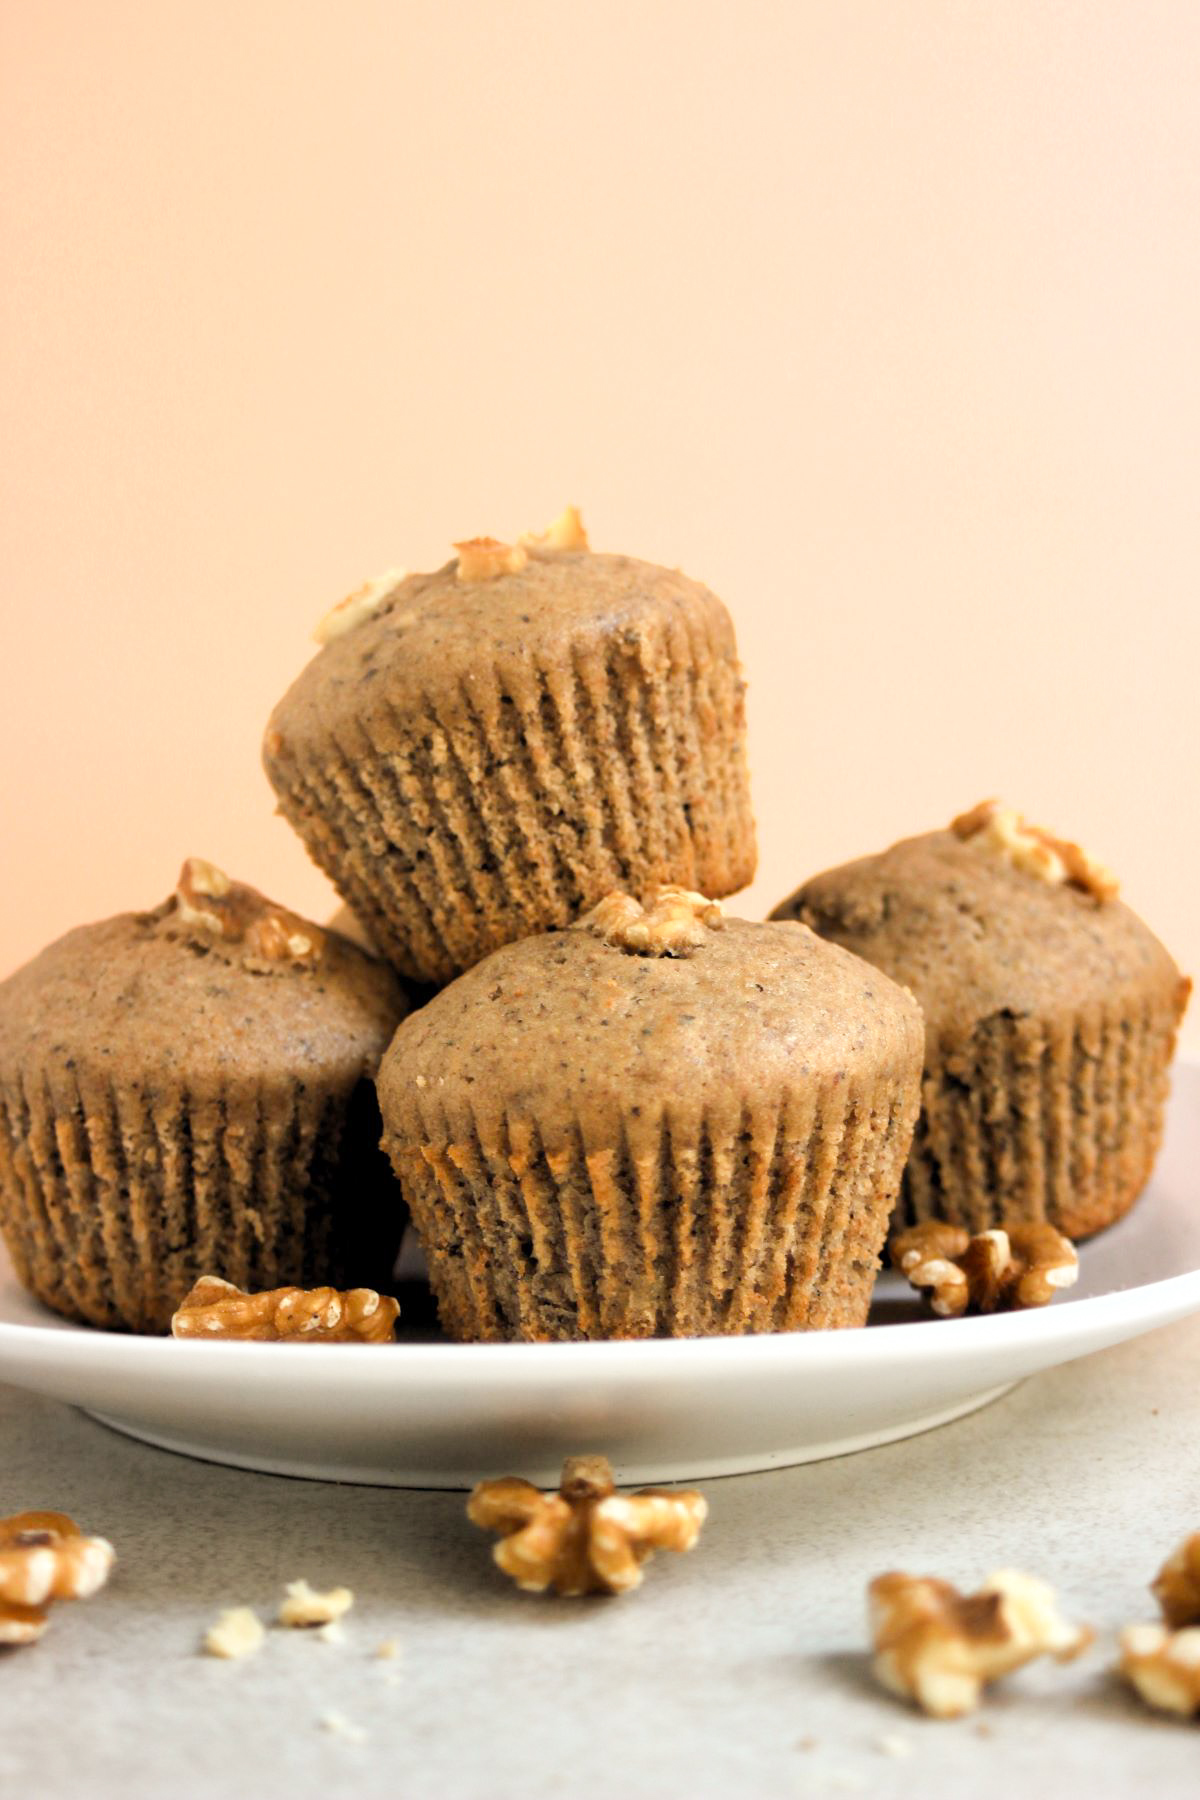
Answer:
[{"xmin": 202, "ymin": 1607, "xmax": 265, "ymax": 1660}]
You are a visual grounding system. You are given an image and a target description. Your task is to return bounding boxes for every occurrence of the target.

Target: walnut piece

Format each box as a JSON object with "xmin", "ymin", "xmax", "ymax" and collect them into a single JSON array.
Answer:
[
  {"xmin": 0, "ymin": 1511, "xmax": 115, "ymax": 1648},
  {"xmin": 454, "ymin": 536, "xmax": 529, "ymax": 582},
  {"xmin": 1119, "ymin": 1623, "xmax": 1200, "ymax": 1717},
  {"xmin": 467, "ymin": 1454, "xmax": 707, "ymax": 1597},
  {"xmin": 278, "ymin": 1580, "xmax": 355, "ymax": 1628},
  {"xmin": 202, "ymin": 1606, "xmax": 266, "ymax": 1660},
  {"xmin": 891, "ymin": 1221, "xmax": 1078, "ymax": 1317},
  {"xmin": 575, "ymin": 886, "xmax": 724, "ymax": 958},
  {"xmin": 950, "ymin": 799, "xmax": 1118, "ymax": 902},
  {"xmin": 171, "ymin": 1275, "xmax": 400, "ymax": 1343},
  {"xmin": 520, "ymin": 504, "xmax": 589, "ymax": 551},
  {"xmin": 313, "ymin": 568, "xmax": 406, "ymax": 645},
  {"xmin": 869, "ymin": 1569, "xmax": 1091, "ymax": 1718},
  {"xmin": 173, "ymin": 858, "xmax": 326, "ymax": 968},
  {"xmin": 1151, "ymin": 1532, "xmax": 1200, "ymax": 1629}
]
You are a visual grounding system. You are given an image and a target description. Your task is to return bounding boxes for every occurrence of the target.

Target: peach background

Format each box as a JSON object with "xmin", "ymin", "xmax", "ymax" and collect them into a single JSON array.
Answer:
[{"xmin": 2, "ymin": 2, "xmax": 1197, "ymax": 1046}]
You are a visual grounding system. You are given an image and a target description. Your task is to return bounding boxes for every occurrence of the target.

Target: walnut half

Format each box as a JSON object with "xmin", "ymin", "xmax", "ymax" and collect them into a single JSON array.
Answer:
[
  {"xmin": 1119, "ymin": 1624, "xmax": 1200, "ymax": 1718},
  {"xmin": 172, "ymin": 859, "xmax": 326, "ymax": 969},
  {"xmin": 868, "ymin": 1569, "xmax": 1091, "ymax": 1718},
  {"xmin": 0, "ymin": 1511, "xmax": 115, "ymax": 1648},
  {"xmin": 170, "ymin": 1275, "xmax": 400, "ymax": 1343},
  {"xmin": 467, "ymin": 1454, "xmax": 707, "ymax": 1597},
  {"xmin": 1151, "ymin": 1531, "xmax": 1200, "ymax": 1629},
  {"xmin": 950, "ymin": 800, "xmax": 1118, "ymax": 902},
  {"xmin": 891, "ymin": 1221, "xmax": 1078, "ymax": 1317},
  {"xmin": 575, "ymin": 886, "xmax": 723, "ymax": 958}
]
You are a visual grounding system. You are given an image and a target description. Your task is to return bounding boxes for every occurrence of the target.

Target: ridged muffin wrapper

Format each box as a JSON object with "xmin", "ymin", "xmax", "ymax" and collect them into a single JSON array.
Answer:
[
  {"xmin": 386, "ymin": 1070, "xmax": 920, "ymax": 1342},
  {"xmin": 269, "ymin": 606, "xmax": 756, "ymax": 986},
  {"xmin": 0, "ymin": 1063, "xmax": 399, "ymax": 1334}
]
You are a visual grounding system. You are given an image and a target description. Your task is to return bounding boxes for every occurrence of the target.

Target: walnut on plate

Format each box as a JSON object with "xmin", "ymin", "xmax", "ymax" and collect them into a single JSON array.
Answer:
[
  {"xmin": 1119, "ymin": 1624, "xmax": 1200, "ymax": 1718},
  {"xmin": 0, "ymin": 1511, "xmax": 116, "ymax": 1648},
  {"xmin": 1151, "ymin": 1531, "xmax": 1200, "ymax": 1629},
  {"xmin": 950, "ymin": 799, "xmax": 1118, "ymax": 902},
  {"xmin": 170, "ymin": 1275, "xmax": 399, "ymax": 1343},
  {"xmin": 575, "ymin": 887, "xmax": 723, "ymax": 958},
  {"xmin": 891, "ymin": 1221, "xmax": 1079, "ymax": 1317},
  {"xmin": 467, "ymin": 1454, "xmax": 707, "ymax": 1596},
  {"xmin": 868, "ymin": 1569, "xmax": 1091, "ymax": 1718}
]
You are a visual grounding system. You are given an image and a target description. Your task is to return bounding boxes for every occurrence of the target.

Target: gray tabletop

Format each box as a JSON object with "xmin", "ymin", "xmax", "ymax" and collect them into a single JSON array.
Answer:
[{"xmin": 2, "ymin": 1317, "xmax": 1197, "ymax": 1799}]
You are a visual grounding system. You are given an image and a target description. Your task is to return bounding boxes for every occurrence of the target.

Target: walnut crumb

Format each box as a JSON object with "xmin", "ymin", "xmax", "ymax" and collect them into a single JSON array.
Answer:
[
  {"xmin": 468, "ymin": 1454, "xmax": 707, "ymax": 1597},
  {"xmin": 172, "ymin": 858, "xmax": 326, "ymax": 968},
  {"xmin": 314, "ymin": 568, "xmax": 406, "ymax": 645},
  {"xmin": 0, "ymin": 1511, "xmax": 116, "ymax": 1648},
  {"xmin": 454, "ymin": 536, "xmax": 529, "ymax": 582},
  {"xmin": 1151, "ymin": 1532, "xmax": 1200, "ymax": 1629},
  {"xmin": 202, "ymin": 1606, "xmax": 265, "ymax": 1660},
  {"xmin": 1120, "ymin": 1623, "xmax": 1200, "ymax": 1717},
  {"xmin": 375, "ymin": 1637, "xmax": 402, "ymax": 1660},
  {"xmin": 950, "ymin": 800, "xmax": 1118, "ymax": 901},
  {"xmin": 868, "ymin": 1569, "xmax": 1091, "ymax": 1717},
  {"xmin": 171, "ymin": 1275, "xmax": 399, "ymax": 1343},
  {"xmin": 891, "ymin": 1221, "xmax": 1078, "ymax": 1317},
  {"xmin": 278, "ymin": 1579, "xmax": 355, "ymax": 1628},
  {"xmin": 575, "ymin": 886, "xmax": 723, "ymax": 957},
  {"xmin": 520, "ymin": 504, "xmax": 589, "ymax": 551},
  {"xmin": 319, "ymin": 1710, "xmax": 369, "ymax": 1744}
]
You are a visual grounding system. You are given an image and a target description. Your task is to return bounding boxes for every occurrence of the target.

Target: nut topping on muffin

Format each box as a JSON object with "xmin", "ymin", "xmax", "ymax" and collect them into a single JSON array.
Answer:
[
  {"xmin": 172, "ymin": 858, "xmax": 326, "ymax": 968},
  {"xmin": 891, "ymin": 1221, "xmax": 1078, "ymax": 1317},
  {"xmin": 950, "ymin": 799, "xmax": 1118, "ymax": 901},
  {"xmin": 170, "ymin": 1275, "xmax": 399, "ymax": 1343},
  {"xmin": 313, "ymin": 568, "xmax": 407, "ymax": 645},
  {"xmin": 467, "ymin": 1454, "xmax": 707, "ymax": 1596},
  {"xmin": 868, "ymin": 1569, "xmax": 1091, "ymax": 1717},
  {"xmin": 453, "ymin": 536, "xmax": 529, "ymax": 582},
  {"xmin": 519, "ymin": 503, "xmax": 590, "ymax": 552},
  {"xmin": 575, "ymin": 886, "xmax": 723, "ymax": 957}
]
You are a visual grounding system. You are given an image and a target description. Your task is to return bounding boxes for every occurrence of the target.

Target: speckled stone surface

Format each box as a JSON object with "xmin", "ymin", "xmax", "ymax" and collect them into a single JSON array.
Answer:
[{"xmin": 2, "ymin": 1319, "xmax": 1198, "ymax": 1798}]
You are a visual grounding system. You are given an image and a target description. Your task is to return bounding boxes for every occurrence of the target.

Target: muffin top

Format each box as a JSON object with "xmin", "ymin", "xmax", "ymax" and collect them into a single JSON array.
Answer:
[
  {"xmin": 265, "ymin": 509, "xmax": 741, "ymax": 757},
  {"xmin": 774, "ymin": 804, "xmax": 1187, "ymax": 1038},
  {"xmin": 378, "ymin": 887, "xmax": 923, "ymax": 1146},
  {"xmin": 0, "ymin": 860, "xmax": 407, "ymax": 1090}
]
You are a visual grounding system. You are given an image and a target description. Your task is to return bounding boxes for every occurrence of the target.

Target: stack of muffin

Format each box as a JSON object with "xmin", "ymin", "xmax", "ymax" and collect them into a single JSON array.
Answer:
[{"xmin": 0, "ymin": 511, "xmax": 1189, "ymax": 1338}]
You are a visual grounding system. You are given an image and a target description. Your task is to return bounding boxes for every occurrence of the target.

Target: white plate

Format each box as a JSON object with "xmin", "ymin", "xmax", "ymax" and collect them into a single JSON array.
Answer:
[{"xmin": 2, "ymin": 1061, "xmax": 1199, "ymax": 1489}]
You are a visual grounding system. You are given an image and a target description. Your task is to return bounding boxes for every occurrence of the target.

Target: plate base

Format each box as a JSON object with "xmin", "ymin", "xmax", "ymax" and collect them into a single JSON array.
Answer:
[{"xmin": 86, "ymin": 1381, "xmax": 1019, "ymax": 1488}]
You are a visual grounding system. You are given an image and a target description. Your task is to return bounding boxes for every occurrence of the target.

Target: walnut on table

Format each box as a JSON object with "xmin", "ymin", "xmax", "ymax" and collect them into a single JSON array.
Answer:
[
  {"xmin": 575, "ymin": 887, "xmax": 723, "ymax": 958},
  {"xmin": 1119, "ymin": 1624, "xmax": 1200, "ymax": 1718},
  {"xmin": 891, "ymin": 1221, "xmax": 1079, "ymax": 1317},
  {"xmin": 1151, "ymin": 1531, "xmax": 1200, "ymax": 1629},
  {"xmin": 170, "ymin": 1275, "xmax": 399, "ymax": 1343},
  {"xmin": 0, "ymin": 1511, "xmax": 116, "ymax": 1648},
  {"xmin": 467, "ymin": 1454, "xmax": 707, "ymax": 1596},
  {"xmin": 868, "ymin": 1569, "xmax": 1091, "ymax": 1718}
]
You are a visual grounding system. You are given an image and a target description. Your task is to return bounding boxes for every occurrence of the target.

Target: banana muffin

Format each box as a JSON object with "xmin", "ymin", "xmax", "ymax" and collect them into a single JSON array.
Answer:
[
  {"xmin": 377, "ymin": 887, "xmax": 923, "ymax": 1341},
  {"xmin": 264, "ymin": 508, "xmax": 757, "ymax": 987},
  {"xmin": 0, "ymin": 859, "xmax": 408, "ymax": 1332},
  {"xmin": 773, "ymin": 802, "xmax": 1190, "ymax": 1239}
]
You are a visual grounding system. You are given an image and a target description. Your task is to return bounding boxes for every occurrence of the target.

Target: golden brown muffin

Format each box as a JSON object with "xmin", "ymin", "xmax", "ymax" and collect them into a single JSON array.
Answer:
[
  {"xmin": 377, "ymin": 887, "xmax": 923, "ymax": 1341},
  {"xmin": 264, "ymin": 510, "xmax": 757, "ymax": 987},
  {"xmin": 0, "ymin": 860, "xmax": 409, "ymax": 1332},
  {"xmin": 773, "ymin": 803, "xmax": 1191, "ymax": 1239}
]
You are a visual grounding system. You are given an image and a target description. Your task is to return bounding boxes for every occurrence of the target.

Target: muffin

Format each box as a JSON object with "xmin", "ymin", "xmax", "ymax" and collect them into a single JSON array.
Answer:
[
  {"xmin": 264, "ymin": 508, "xmax": 757, "ymax": 987},
  {"xmin": 773, "ymin": 802, "xmax": 1191, "ymax": 1239},
  {"xmin": 377, "ymin": 886, "xmax": 923, "ymax": 1341},
  {"xmin": 0, "ymin": 859, "xmax": 408, "ymax": 1332}
]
